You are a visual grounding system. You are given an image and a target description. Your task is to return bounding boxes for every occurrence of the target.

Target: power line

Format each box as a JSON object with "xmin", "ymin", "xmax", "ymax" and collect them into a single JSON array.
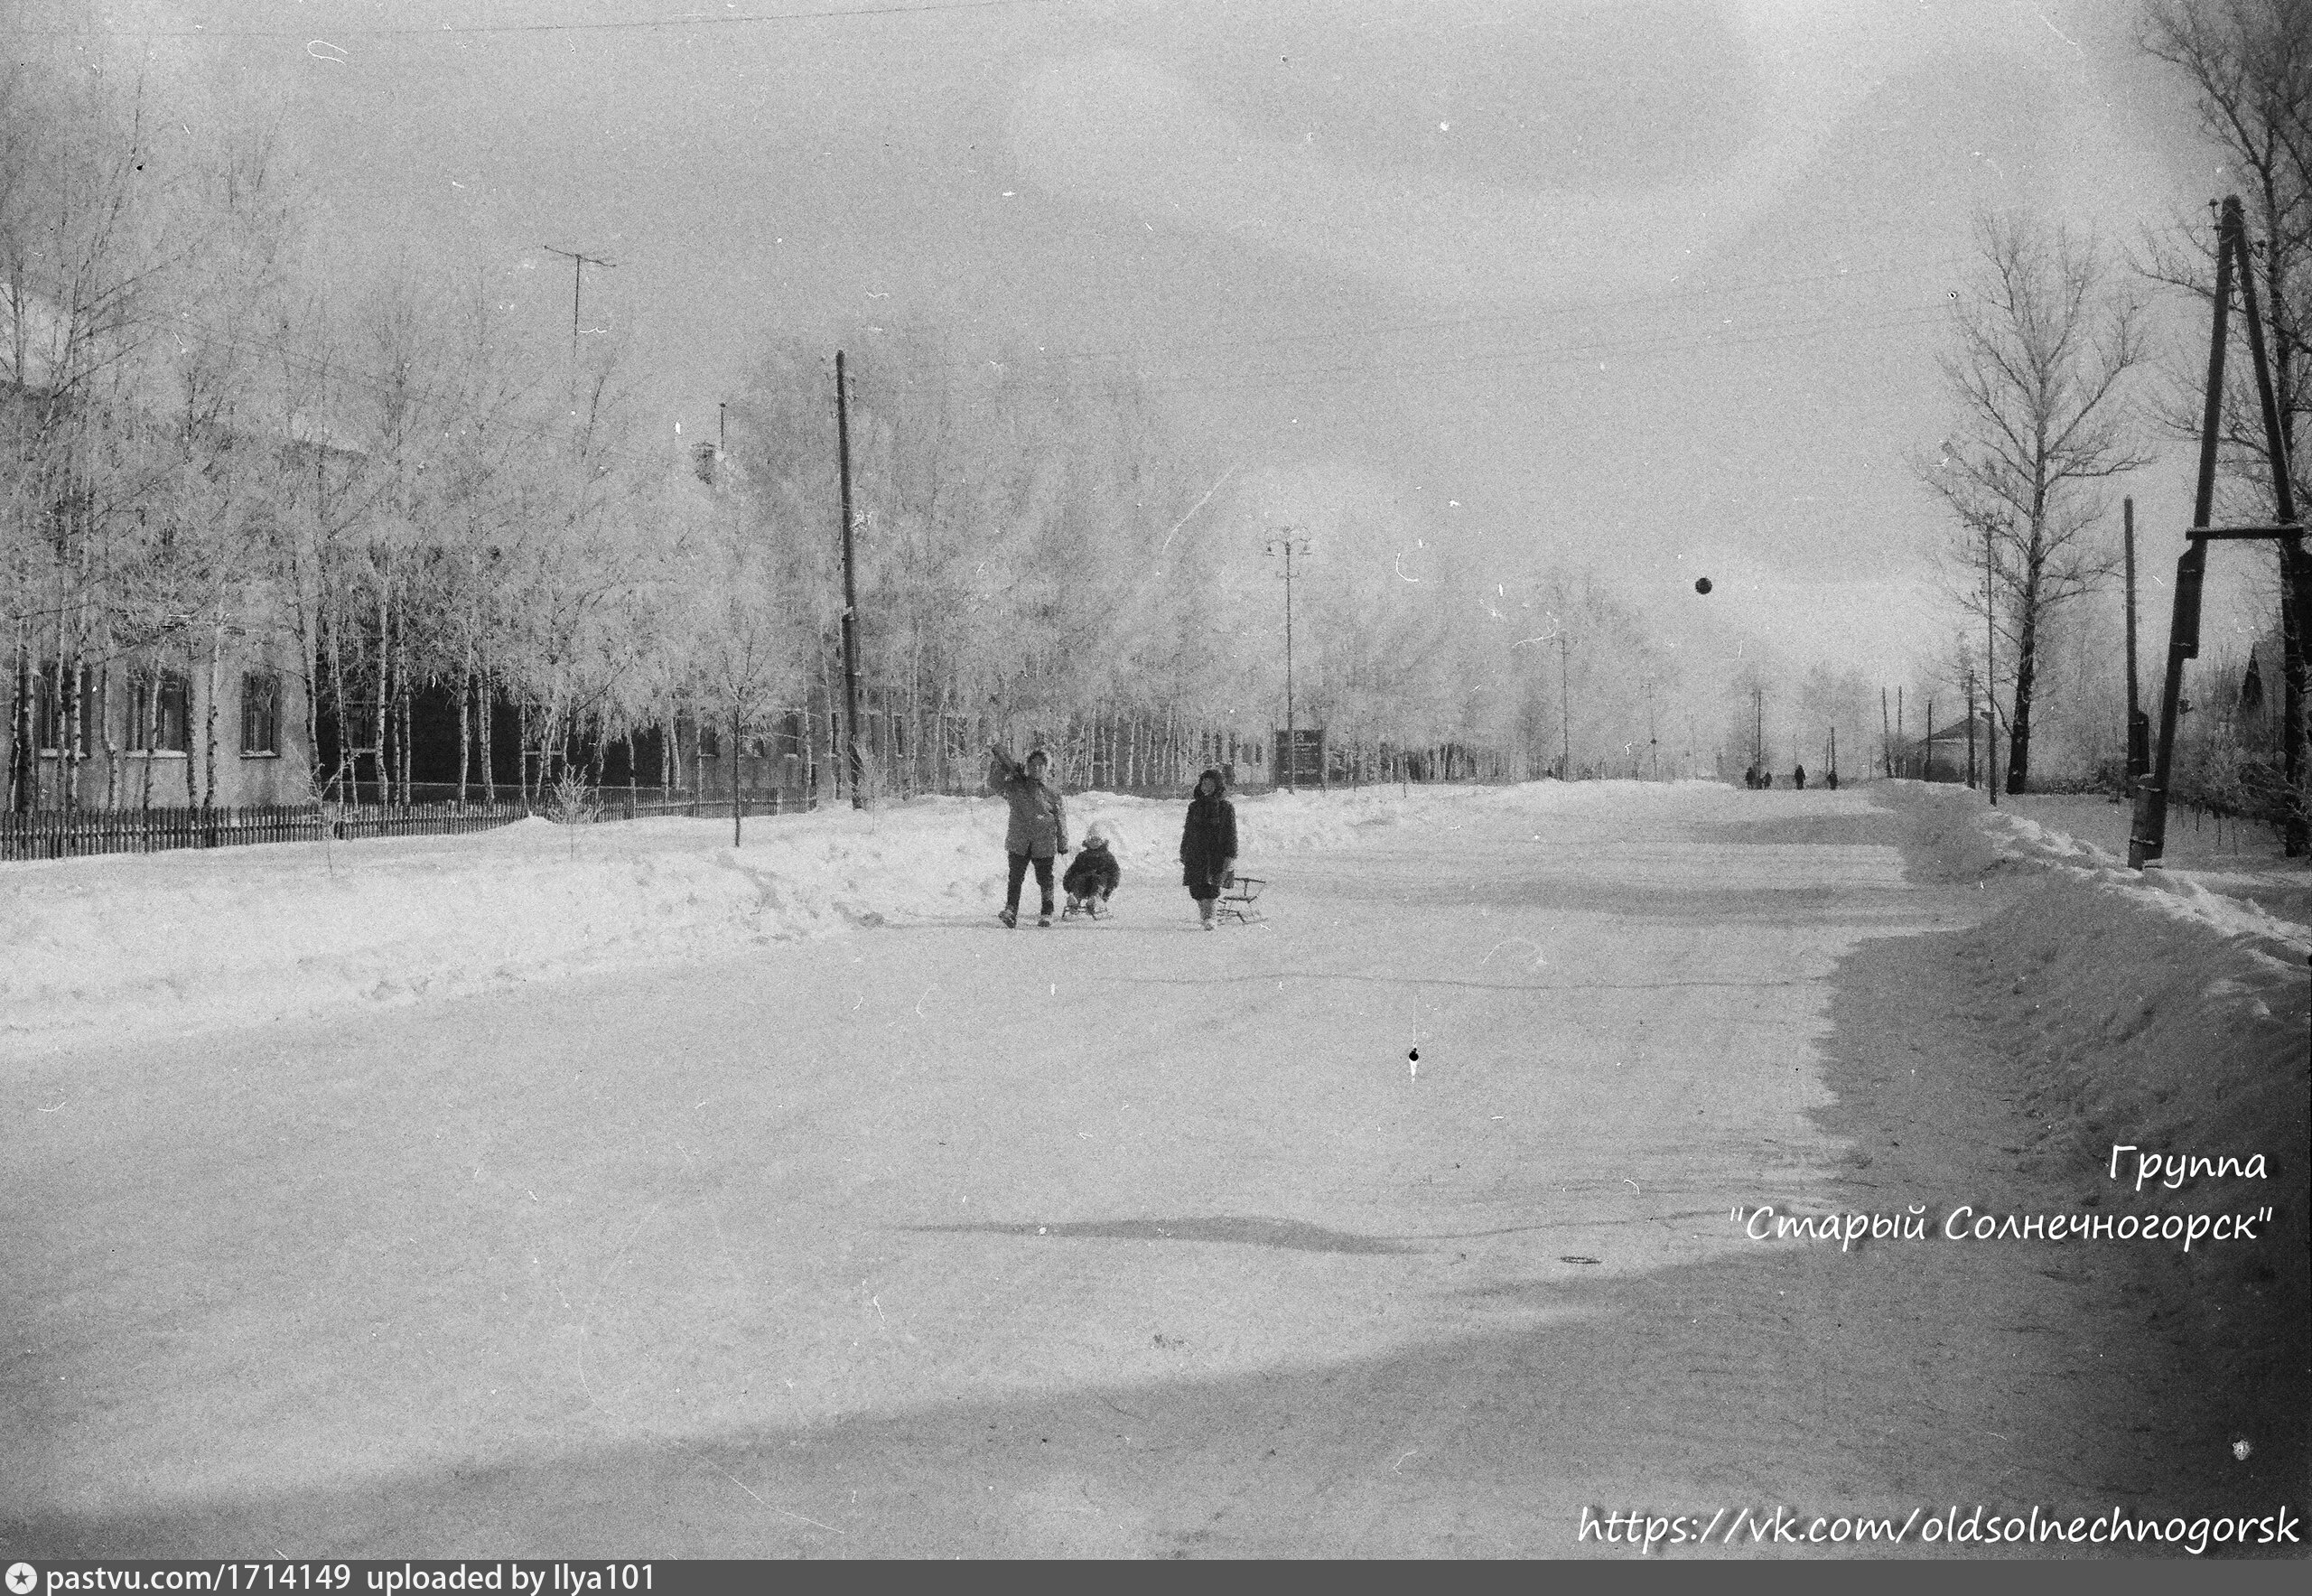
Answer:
[
  {"xmin": 7, "ymin": 253, "xmax": 1957, "ymax": 473},
  {"xmin": 909, "ymin": 303, "xmax": 1955, "ymax": 407},
  {"xmin": 14, "ymin": 0, "xmax": 1071, "ymax": 40},
  {"xmin": 1030, "ymin": 250, "xmax": 1974, "ymax": 370},
  {"xmin": 109, "ymin": 257, "xmax": 1957, "ymax": 425}
]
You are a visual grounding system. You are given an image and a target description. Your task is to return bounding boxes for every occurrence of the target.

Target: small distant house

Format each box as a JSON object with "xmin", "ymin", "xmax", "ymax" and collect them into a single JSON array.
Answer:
[{"xmin": 1898, "ymin": 711, "xmax": 1993, "ymax": 784}]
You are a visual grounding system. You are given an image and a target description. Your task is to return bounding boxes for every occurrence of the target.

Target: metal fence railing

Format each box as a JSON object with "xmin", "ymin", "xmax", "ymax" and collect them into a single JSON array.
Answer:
[
  {"xmin": 4, "ymin": 762, "xmax": 1544, "ymax": 865},
  {"xmin": 0, "ymin": 801, "xmax": 531, "ymax": 863},
  {"xmin": 0, "ymin": 786, "xmax": 848, "ymax": 864}
]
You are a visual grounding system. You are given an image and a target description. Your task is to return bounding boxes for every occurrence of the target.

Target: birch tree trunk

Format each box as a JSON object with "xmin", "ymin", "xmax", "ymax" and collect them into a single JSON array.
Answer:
[
  {"xmin": 204, "ymin": 626, "xmax": 223, "ymax": 815},
  {"xmin": 457, "ymin": 659, "xmax": 472, "ymax": 807},
  {"xmin": 8, "ymin": 627, "xmax": 27, "ymax": 813},
  {"xmin": 376, "ymin": 586, "xmax": 392, "ymax": 803},
  {"xmin": 327, "ymin": 598, "xmax": 354, "ymax": 802},
  {"xmin": 480, "ymin": 672, "xmax": 497, "ymax": 805},
  {"xmin": 100, "ymin": 663, "xmax": 117, "ymax": 809},
  {"xmin": 182, "ymin": 663, "xmax": 198, "ymax": 807},
  {"xmin": 61, "ymin": 653, "xmax": 82, "ymax": 814},
  {"xmin": 140, "ymin": 672, "xmax": 158, "ymax": 817}
]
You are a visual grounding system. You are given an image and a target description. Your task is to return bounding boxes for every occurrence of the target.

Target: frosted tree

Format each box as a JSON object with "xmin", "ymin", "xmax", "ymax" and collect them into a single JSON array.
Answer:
[
  {"xmin": 1920, "ymin": 212, "xmax": 2149, "ymax": 792},
  {"xmin": 2140, "ymin": 0, "xmax": 2312, "ymax": 841}
]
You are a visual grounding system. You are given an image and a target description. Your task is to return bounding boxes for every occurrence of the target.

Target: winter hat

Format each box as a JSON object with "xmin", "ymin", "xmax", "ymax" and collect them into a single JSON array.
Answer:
[
  {"xmin": 1083, "ymin": 823, "xmax": 1109, "ymax": 846},
  {"xmin": 1025, "ymin": 746, "xmax": 1051, "ymax": 766}
]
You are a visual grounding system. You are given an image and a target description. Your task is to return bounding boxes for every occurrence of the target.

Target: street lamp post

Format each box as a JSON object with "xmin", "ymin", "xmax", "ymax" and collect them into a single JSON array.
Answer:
[{"xmin": 1266, "ymin": 535, "xmax": 1310, "ymax": 790}]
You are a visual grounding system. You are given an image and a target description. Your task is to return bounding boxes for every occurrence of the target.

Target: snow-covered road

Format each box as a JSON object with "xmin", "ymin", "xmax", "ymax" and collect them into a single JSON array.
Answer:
[{"xmin": 6, "ymin": 783, "xmax": 2302, "ymax": 1556}]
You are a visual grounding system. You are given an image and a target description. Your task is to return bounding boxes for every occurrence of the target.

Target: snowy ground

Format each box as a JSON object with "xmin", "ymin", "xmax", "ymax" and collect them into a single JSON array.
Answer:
[
  {"xmin": 3, "ymin": 782, "xmax": 1488, "ymax": 1057},
  {"xmin": 4, "ymin": 779, "xmax": 2305, "ymax": 1557}
]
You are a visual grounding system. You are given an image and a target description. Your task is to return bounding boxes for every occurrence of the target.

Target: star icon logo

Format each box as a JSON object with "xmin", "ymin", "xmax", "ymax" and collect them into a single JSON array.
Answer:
[{"xmin": 6, "ymin": 1563, "xmax": 38, "ymax": 1595}]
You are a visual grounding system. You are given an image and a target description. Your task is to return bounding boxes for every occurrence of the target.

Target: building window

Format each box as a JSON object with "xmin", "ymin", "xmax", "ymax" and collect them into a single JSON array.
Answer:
[
  {"xmin": 31, "ymin": 662, "xmax": 98, "ymax": 756},
  {"xmin": 130, "ymin": 669, "xmax": 191, "ymax": 753},
  {"xmin": 696, "ymin": 723, "xmax": 721, "ymax": 758},
  {"xmin": 240, "ymin": 671, "xmax": 281, "ymax": 756}
]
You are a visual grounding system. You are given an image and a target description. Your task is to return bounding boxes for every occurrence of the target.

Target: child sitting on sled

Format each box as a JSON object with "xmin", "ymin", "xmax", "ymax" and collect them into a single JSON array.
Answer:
[{"xmin": 1063, "ymin": 824, "xmax": 1123, "ymax": 918}]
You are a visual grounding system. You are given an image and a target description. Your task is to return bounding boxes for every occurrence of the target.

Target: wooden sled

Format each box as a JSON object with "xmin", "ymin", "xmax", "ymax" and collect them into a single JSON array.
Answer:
[{"xmin": 1217, "ymin": 873, "xmax": 1265, "ymax": 925}]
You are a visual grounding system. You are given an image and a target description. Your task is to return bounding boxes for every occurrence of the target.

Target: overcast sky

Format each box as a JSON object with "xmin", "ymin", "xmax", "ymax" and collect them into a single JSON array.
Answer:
[{"xmin": 31, "ymin": 0, "xmax": 2249, "ymax": 712}]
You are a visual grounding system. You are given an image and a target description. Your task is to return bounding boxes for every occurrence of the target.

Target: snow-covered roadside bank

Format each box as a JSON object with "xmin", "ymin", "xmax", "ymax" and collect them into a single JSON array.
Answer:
[
  {"xmin": 0, "ymin": 779, "xmax": 1706, "ymax": 1057},
  {"xmin": 1981, "ymin": 789, "xmax": 2312, "ymax": 941},
  {"xmin": 1886, "ymin": 785, "xmax": 2311, "ymax": 1343}
]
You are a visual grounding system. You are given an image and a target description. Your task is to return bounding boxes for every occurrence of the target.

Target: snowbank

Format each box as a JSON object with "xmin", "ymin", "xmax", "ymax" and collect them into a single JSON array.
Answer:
[
  {"xmin": 1884, "ymin": 784, "xmax": 2311, "ymax": 1332},
  {"xmin": 1978, "ymin": 796, "xmax": 2312, "ymax": 962},
  {"xmin": 1960, "ymin": 872, "xmax": 2310, "ymax": 1334},
  {"xmin": 4, "ymin": 781, "xmax": 1680, "ymax": 1056}
]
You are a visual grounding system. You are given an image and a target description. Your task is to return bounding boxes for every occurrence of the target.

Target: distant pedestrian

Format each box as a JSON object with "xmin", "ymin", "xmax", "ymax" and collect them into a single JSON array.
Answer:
[
  {"xmin": 1758, "ymin": 770, "xmax": 1773, "ymax": 789},
  {"xmin": 1826, "ymin": 770, "xmax": 1840, "ymax": 790},
  {"xmin": 1794, "ymin": 763, "xmax": 1807, "ymax": 789},
  {"xmin": 1179, "ymin": 767, "xmax": 1238, "ymax": 930},
  {"xmin": 988, "ymin": 743, "xmax": 1068, "ymax": 928},
  {"xmin": 1743, "ymin": 764, "xmax": 1759, "ymax": 789}
]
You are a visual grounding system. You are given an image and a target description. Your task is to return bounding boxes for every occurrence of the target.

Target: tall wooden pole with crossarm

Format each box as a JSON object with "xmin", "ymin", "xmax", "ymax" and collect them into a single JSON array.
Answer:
[
  {"xmin": 2131, "ymin": 195, "xmax": 2311, "ymax": 864},
  {"xmin": 541, "ymin": 244, "xmax": 616, "ymax": 358},
  {"xmin": 1266, "ymin": 535, "xmax": 1310, "ymax": 789},
  {"xmin": 835, "ymin": 352, "xmax": 865, "ymax": 809}
]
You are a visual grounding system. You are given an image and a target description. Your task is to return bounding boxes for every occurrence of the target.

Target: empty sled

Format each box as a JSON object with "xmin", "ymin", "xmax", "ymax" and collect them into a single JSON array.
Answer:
[{"xmin": 1217, "ymin": 872, "xmax": 1265, "ymax": 925}]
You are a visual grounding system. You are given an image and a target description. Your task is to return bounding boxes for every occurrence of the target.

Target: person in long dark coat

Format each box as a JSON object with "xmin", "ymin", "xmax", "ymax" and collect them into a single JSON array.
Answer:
[
  {"xmin": 1179, "ymin": 767, "xmax": 1238, "ymax": 930},
  {"xmin": 1793, "ymin": 763, "xmax": 1807, "ymax": 790},
  {"xmin": 988, "ymin": 743, "xmax": 1068, "ymax": 927}
]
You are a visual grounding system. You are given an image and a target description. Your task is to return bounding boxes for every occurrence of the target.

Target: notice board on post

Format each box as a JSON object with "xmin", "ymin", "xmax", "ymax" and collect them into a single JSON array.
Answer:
[{"xmin": 1273, "ymin": 727, "xmax": 1327, "ymax": 789}]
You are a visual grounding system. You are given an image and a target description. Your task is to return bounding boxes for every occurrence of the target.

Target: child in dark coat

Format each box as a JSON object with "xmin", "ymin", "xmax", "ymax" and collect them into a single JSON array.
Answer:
[
  {"xmin": 1062, "ymin": 823, "xmax": 1122, "ymax": 917},
  {"xmin": 1179, "ymin": 767, "xmax": 1238, "ymax": 929}
]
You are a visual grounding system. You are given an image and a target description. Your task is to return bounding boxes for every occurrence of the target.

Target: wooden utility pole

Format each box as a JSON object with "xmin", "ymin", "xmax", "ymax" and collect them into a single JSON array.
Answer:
[
  {"xmin": 541, "ymin": 244, "xmax": 617, "ymax": 357},
  {"xmin": 2124, "ymin": 497, "xmax": 2144, "ymax": 788},
  {"xmin": 1967, "ymin": 674, "xmax": 1978, "ymax": 789},
  {"xmin": 835, "ymin": 351, "xmax": 865, "ymax": 809},
  {"xmin": 1266, "ymin": 535, "xmax": 1310, "ymax": 789},
  {"xmin": 1880, "ymin": 688, "xmax": 1891, "ymax": 779},
  {"xmin": 1986, "ymin": 518, "xmax": 1999, "ymax": 807},
  {"xmin": 1645, "ymin": 677, "xmax": 1659, "ymax": 781},
  {"xmin": 712, "ymin": 398, "xmax": 745, "ymax": 848}
]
